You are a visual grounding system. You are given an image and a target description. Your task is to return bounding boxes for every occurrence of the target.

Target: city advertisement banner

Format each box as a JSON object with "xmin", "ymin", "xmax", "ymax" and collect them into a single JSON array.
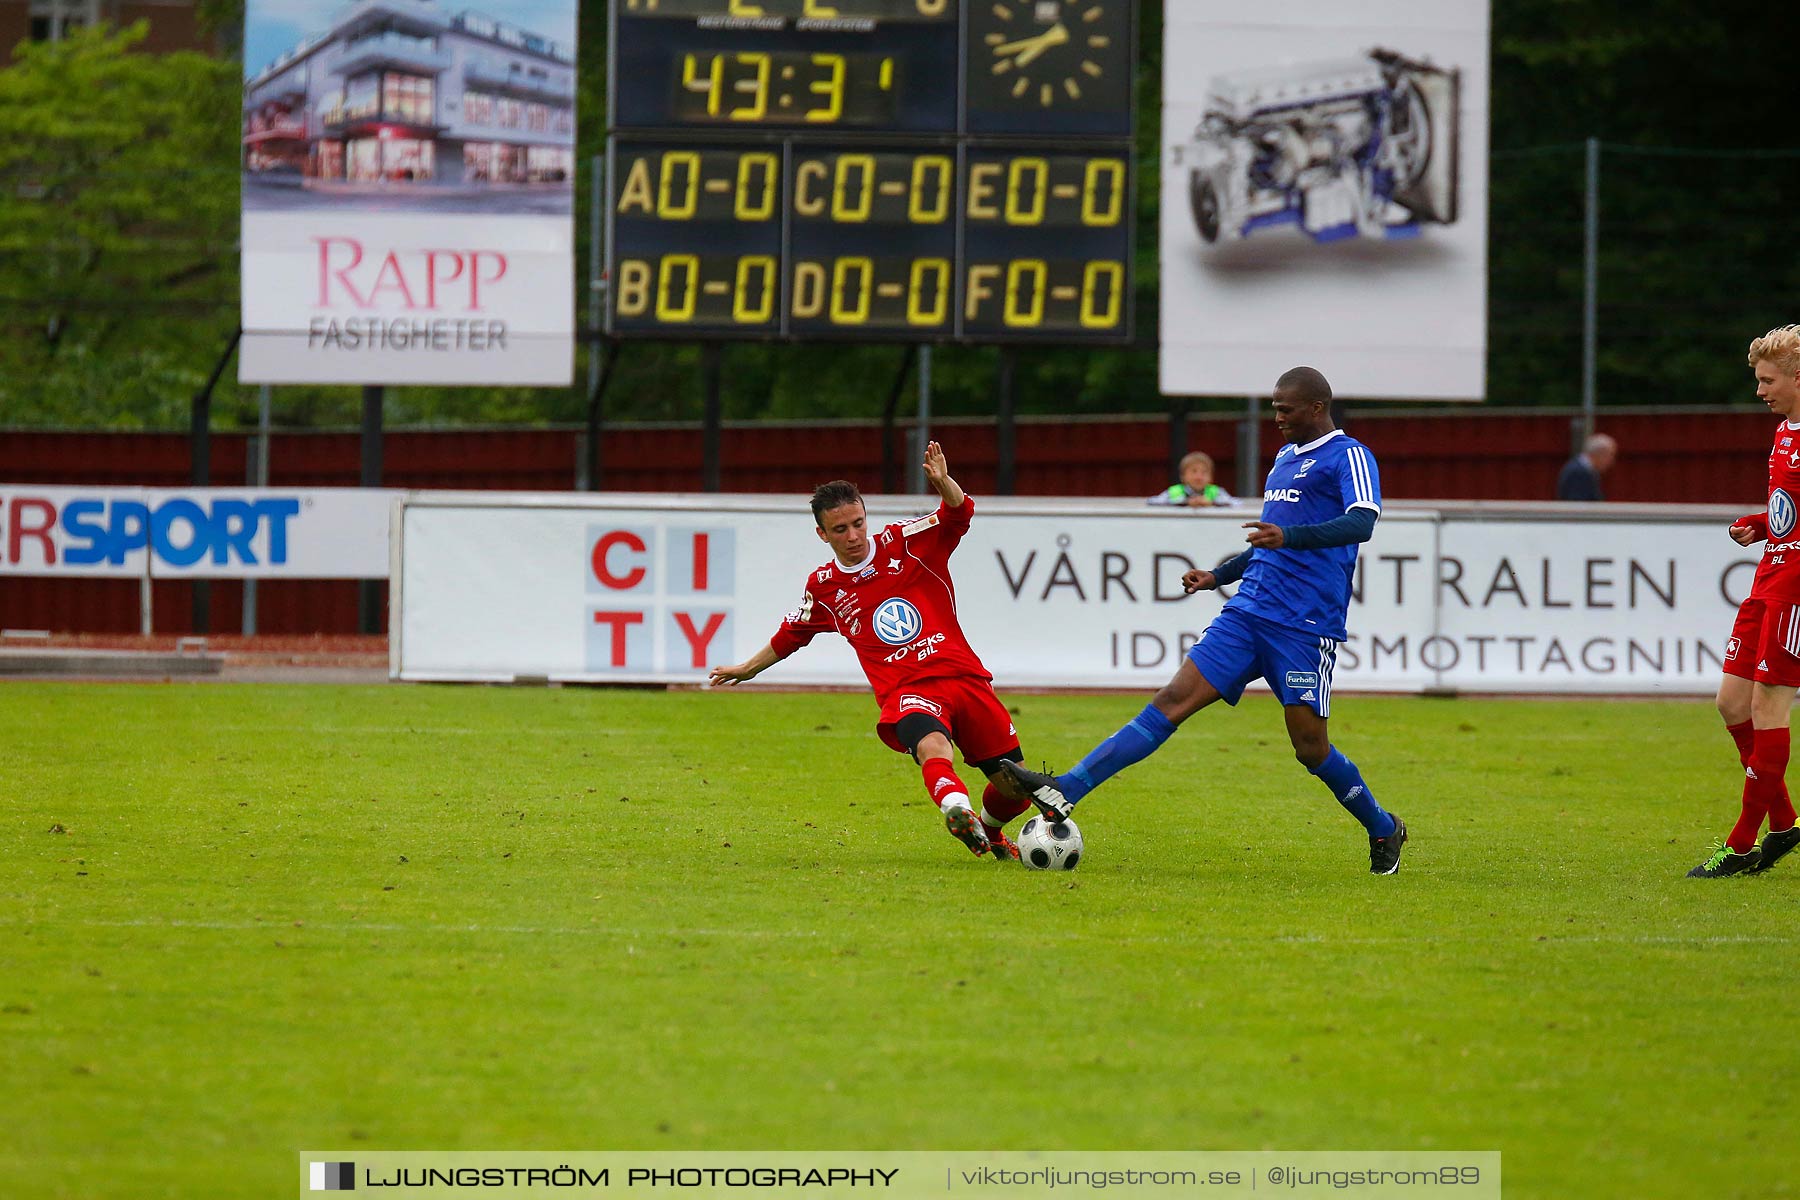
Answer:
[
  {"xmin": 1158, "ymin": 0, "xmax": 1490, "ymax": 401},
  {"xmin": 239, "ymin": 0, "xmax": 578, "ymax": 386},
  {"xmin": 0, "ymin": 487, "xmax": 395, "ymax": 579},
  {"xmin": 394, "ymin": 496, "xmax": 1752, "ymax": 695}
]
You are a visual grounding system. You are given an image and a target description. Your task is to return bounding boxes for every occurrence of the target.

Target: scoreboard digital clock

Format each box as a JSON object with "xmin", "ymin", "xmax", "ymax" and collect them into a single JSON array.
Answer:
[{"xmin": 605, "ymin": 0, "xmax": 1135, "ymax": 343}]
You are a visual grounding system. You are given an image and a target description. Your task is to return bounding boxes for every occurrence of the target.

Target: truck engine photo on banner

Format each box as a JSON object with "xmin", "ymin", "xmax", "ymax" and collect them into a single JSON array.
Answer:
[{"xmin": 1159, "ymin": 0, "xmax": 1487, "ymax": 401}]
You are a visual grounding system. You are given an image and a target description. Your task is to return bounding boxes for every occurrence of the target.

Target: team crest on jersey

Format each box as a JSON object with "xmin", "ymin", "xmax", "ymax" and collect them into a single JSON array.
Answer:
[
  {"xmin": 1772, "ymin": 489, "xmax": 1797, "ymax": 540},
  {"xmin": 872, "ymin": 597, "xmax": 924, "ymax": 645},
  {"xmin": 1726, "ymin": 637, "xmax": 1741, "ymax": 661},
  {"xmin": 1295, "ymin": 458, "xmax": 1316, "ymax": 477},
  {"xmin": 1285, "ymin": 671, "xmax": 1320, "ymax": 689},
  {"xmin": 886, "ymin": 557, "xmax": 903, "ymax": 573},
  {"xmin": 902, "ymin": 513, "xmax": 940, "ymax": 537}
]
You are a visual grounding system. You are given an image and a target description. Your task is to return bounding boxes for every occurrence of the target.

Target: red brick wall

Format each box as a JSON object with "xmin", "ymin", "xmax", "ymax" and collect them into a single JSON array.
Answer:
[{"xmin": 0, "ymin": 408, "xmax": 1773, "ymax": 634}]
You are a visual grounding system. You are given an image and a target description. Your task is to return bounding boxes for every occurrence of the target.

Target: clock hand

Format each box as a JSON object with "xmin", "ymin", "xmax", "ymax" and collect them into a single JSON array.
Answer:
[{"xmin": 993, "ymin": 22, "xmax": 1069, "ymax": 66}]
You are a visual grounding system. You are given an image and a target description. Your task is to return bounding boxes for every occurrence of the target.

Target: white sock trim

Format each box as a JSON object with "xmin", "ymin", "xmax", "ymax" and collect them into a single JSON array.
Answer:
[{"xmin": 941, "ymin": 794, "xmax": 972, "ymax": 812}]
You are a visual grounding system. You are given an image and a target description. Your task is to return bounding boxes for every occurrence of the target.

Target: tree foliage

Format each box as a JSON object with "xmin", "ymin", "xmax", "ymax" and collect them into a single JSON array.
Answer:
[{"xmin": 0, "ymin": 25, "xmax": 241, "ymax": 426}]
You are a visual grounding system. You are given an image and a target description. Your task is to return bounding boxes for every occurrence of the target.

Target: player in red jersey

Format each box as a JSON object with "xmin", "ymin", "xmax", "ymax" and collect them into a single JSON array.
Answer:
[
  {"xmin": 708, "ymin": 442, "xmax": 1035, "ymax": 861},
  {"xmin": 1694, "ymin": 324, "xmax": 1800, "ymax": 877}
]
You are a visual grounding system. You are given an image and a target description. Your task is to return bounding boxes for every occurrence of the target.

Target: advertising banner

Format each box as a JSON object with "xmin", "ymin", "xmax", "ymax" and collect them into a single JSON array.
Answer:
[
  {"xmin": 394, "ymin": 495, "xmax": 1752, "ymax": 695},
  {"xmin": 239, "ymin": 0, "xmax": 577, "ymax": 385},
  {"xmin": 0, "ymin": 487, "xmax": 395, "ymax": 579},
  {"xmin": 1158, "ymin": 0, "xmax": 1490, "ymax": 400}
]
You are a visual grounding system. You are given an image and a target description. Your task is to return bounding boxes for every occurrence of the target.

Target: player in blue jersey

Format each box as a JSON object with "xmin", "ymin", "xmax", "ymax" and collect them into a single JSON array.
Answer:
[{"xmin": 1002, "ymin": 366, "xmax": 1408, "ymax": 873}]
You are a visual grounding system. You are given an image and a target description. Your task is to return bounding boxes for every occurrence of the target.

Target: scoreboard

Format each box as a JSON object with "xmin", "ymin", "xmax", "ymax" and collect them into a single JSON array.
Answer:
[{"xmin": 604, "ymin": 0, "xmax": 1135, "ymax": 342}]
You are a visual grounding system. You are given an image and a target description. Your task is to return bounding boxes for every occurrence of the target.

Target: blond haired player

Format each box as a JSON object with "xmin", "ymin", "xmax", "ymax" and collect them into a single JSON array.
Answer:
[{"xmin": 1694, "ymin": 324, "xmax": 1800, "ymax": 876}]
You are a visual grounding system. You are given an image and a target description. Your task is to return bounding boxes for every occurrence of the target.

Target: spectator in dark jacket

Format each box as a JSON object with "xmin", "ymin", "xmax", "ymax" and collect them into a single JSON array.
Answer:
[{"xmin": 1556, "ymin": 434, "xmax": 1617, "ymax": 501}]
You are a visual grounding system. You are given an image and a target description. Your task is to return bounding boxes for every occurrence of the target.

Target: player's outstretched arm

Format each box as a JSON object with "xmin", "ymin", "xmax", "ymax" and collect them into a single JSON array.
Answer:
[
  {"xmin": 708, "ymin": 642, "xmax": 780, "ymax": 687},
  {"xmin": 922, "ymin": 440, "xmax": 966, "ymax": 508}
]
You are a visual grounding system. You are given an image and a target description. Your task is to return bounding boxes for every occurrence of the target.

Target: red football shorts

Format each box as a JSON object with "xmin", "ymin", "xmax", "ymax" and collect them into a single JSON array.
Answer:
[
  {"xmin": 1723, "ymin": 598, "xmax": 1800, "ymax": 687},
  {"xmin": 875, "ymin": 676, "xmax": 1020, "ymax": 763}
]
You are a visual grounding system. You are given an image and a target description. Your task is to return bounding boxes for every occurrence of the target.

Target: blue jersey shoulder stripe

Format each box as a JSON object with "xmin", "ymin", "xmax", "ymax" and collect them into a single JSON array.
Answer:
[{"xmin": 1348, "ymin": 445, "xmax": 1370, "ymax": 507}]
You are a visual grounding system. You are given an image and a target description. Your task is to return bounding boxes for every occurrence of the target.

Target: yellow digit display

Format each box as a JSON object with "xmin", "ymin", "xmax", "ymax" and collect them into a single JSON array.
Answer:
[
  {"xmin": 806, "ymin": 54, "xmax": 845, "ymax": 123},
  {"xmin": 1081, "ymin": 158, "xmax": 1125, "ymax": 226},
  {"xmin": 907, "ymin": 258, "xmax": 950, "ymax": 325},
  {"xmin": 679, "ymin": 54, "xmax": 723, "ymax": 117},
  {"xmin": 656, "ymin": 151, "xmax": 698, "ymax": 219},
  {"xmin": 655, "ymin": 254, "xmax": 699, "ymax": 321},
  {"xmin": 735, "ymin": 153, "xmax": 777, "ymax": 220},
  {"xmin": 734, "ymin": 255, "xmax": 777, "ymax": 323},
  {"xmin": 729, "ymin": 52, "xmax": 770, "ymax": 121},
  {"xmin": 831, "ymin": 154, "xmax": 874, "ymax": 223},
  {"xmin": 909, "ymin": 156, "xmax": 951, "ymax": 223},
  {"xmin": 1003, "ymin": 158, "xmax": 1047, "ymax": 226},
  {"xmin": 622, "ymin": 0, "xmax": 950, "ymax": 18},
  {"xmin": 1079, "ymin": 260, "xmax": 1124, "ymax": 328},
  {"xmin": 1002, "ymin": 259, "xmax": 1047, "ymax": 327},
  {"xmin": 829, "ymin": 257, "xmax": 873, "ymax": 324}
]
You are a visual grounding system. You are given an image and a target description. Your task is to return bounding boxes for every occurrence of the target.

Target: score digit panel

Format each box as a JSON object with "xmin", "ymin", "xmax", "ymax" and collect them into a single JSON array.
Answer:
[
  {"xmin": 788, "ymin": 149, "xmax": 957, "ymax": 336},
  {"xmin": 960, "ymin": 147, "xmax": 1130, "ymax": 338},
  {"xmin": 609, "ymin": 144, "xmax": 785, "ymax": 335},
  {"xmin": 605, "ymin": 141, "xmax": 1132, "ymax": 342},
  {"xmin": 610, "ymin": 0, "xmax": 1133, "ymax": 138},
  {"xmin": 611, "ymin": 0, "xmax": 957, "ymax": 134}
]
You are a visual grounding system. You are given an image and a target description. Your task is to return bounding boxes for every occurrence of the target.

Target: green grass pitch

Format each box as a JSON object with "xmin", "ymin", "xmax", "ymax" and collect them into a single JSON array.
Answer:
[{"xmin": 3, "ymin": 681, "xmax": 1796, "ymax": 1199}]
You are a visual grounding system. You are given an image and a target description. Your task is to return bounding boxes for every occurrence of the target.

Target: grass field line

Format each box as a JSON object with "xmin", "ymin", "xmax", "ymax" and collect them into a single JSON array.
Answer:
[{"xmin": 5, "ymin": 917, "xmax": 1794, "ymax": 947}]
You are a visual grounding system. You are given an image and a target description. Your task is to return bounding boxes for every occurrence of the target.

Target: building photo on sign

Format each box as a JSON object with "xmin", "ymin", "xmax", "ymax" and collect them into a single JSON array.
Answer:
[
  {"xmin": 239, "ymin": 0, "xmax": 578, "ymax": 385},
  {"xmin": 1159, "ymin": 0, "xmax": 1489, "ymax": 401}
]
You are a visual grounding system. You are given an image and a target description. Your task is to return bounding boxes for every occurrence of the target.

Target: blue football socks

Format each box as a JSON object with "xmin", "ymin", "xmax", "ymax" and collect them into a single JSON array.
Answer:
[
  {"xmin": 1311, "ymin": 746, "xmax": 1396, "ymax": 837},
  {"xmin": 1060, "ymin": 703, "xmax": 1179, "ymax": 803}
]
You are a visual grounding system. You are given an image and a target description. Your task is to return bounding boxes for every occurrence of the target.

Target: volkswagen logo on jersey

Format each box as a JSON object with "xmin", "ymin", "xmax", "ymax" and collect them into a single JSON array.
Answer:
[
  {"xmin": 1773, "ymin": 489, "xmax": 1798, "ymax": 540},
  {"xmin": 872, "ymin": 597, "xmax": 923, "ymax": 645}
]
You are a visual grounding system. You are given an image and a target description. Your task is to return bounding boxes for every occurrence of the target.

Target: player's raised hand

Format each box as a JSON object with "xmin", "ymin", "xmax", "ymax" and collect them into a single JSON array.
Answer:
[
  {"xmin": 1730, "ymin": 523, "xmax": 1761, "ymax": 547},
  {"xmin": 922, "ymin": 441, "xmax": 966, "ymax": 506},
  {"xmin": 1181, "ymin": 568, "xmax": 1217, "ymax": 593},
  {"xmin": 923, "ymin": 440, "xmax": 948, "ymax": 484},
  {"xmin": 1243, "ymin": 521, "xmax": 1286, "ymax": 549}
]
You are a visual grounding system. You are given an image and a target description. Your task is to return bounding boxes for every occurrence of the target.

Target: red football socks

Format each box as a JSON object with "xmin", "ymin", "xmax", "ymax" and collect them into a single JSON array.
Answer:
[
  {"xmin": 920, "ymin": 757, "xmax": 968, "ymax": 809},
  {"xmin": 979, "ymin": 780, "xmax": 1031, "ymax": 839},
  {"xmin": 1727, "ymin": 719, "xmax": 1756, "ymax": 766},
  {"xmin": 1725, "ymin": 721, "xmax": 1795, "ymax": 846},
  {"xmin": 1756, "ymin": 727, "xmax": 1796, "ymax": 832},
  {"xmin": 1730, "ymin": 727, "xmax": 1792, "ymax": 852}
]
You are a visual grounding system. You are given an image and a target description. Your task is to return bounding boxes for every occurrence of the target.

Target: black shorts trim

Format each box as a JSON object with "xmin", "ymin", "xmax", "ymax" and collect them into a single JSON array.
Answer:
[
  {"xmin": 893, "ymin": 711, "xmax": 952, "ymax": 756},
  {"xmin": 966, "ymin": 746, "xmax": 1024, "ymax": 775}
]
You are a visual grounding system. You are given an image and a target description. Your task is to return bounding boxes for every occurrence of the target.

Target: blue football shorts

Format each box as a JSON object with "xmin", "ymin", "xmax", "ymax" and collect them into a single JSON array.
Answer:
[{"xmin": 1185, "ymin": 605, "xmax": 1339, "ymax": 717}]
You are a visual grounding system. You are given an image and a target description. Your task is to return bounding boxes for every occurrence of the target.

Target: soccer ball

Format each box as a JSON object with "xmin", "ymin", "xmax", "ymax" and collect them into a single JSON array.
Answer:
[{"xmin": 1017, "ymin": 815, "xmax": 1083, "ymax": 870}]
